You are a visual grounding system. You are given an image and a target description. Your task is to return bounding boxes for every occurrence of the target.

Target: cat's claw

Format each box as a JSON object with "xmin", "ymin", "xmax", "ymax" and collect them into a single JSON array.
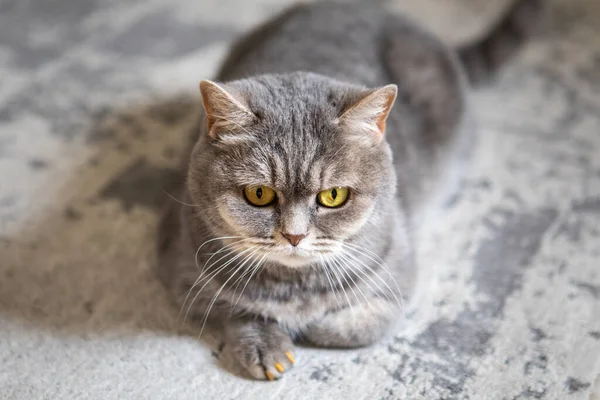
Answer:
[
  {"xmin": 286, "ymin": 351, "xmax": 295, "ymax": 364},
  {"xmin": 264, "ymin": 351, "xmax": 295, "ymax": 380},
  {"xmin": 261, "ymin": 350, "xmax": 295, "ymax": 380},
  {"xmin": 243, "ymin": 351, "xmax": 294, "ymax": 380}
]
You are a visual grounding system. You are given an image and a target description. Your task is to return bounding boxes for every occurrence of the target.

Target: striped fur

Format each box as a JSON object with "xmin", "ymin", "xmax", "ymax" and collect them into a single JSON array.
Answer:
[{"xmin": 157, "ymin": 0, "xmax": 542, "ymax": 381}]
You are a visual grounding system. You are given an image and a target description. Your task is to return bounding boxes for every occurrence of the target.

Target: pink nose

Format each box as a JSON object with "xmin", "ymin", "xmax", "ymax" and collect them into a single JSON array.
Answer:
[{"xmin": 282, "ymin": 233, "xmax": 306, "ymax": 247}]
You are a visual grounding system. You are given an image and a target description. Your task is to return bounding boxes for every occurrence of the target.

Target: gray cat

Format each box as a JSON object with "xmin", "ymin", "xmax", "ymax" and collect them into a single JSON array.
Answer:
[{"xmin": 157, "ymin": 0, "xmax": 542, "ymax": 380}]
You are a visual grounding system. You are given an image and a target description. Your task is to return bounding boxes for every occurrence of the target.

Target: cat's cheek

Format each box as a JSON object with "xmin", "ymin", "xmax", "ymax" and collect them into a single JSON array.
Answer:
[
  {"xmin": 213, "ymin": 202, "xmax": 235, "ymax": 232},
  {"xmin": 315, "ymin": 201, "xmax": 376, "ymax": 238},
  {"xmin": 341, "ymin": 207, "xmax": 377, "ymax": 237},
  {"xmin": 216, "ymin": 199, "xmax": 276, "ymax": 238}
]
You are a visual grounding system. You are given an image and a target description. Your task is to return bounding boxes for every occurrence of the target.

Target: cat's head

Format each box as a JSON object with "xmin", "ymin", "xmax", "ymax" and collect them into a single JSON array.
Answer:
[{"xmin": 188, "ymin": 72, "xmax": 397, "ymax": 268}]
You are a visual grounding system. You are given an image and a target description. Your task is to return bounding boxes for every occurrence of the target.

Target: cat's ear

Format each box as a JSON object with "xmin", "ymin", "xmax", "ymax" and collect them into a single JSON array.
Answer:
[
  {"xmin": 199, "ymin": 80, "xmax": 256, "ymax": 139},
  {"xmin": 338, "ymin": 84, "xmax": 397, "ymax": 142}
]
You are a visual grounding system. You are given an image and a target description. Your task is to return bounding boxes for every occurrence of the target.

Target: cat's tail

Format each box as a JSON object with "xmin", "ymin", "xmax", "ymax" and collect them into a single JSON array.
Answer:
[{"xmin": 456, "ymin": 0, "xmax": 544, "ymax": 85}]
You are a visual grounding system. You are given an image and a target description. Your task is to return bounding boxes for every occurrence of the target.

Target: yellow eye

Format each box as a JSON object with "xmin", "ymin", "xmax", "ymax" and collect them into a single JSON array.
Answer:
[
  {"xmin": 244, "ymin": 185, "xmax": 277, "ymax": 207},
  {"xmin": 317, "ymin": 187, "xmax": 349, "ymax": 208}
]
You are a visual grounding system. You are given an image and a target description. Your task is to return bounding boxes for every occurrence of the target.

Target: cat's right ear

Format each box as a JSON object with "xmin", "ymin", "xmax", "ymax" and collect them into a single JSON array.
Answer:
[{"xmin": 199, "ymin": 80, "xmax": 256, "ymax": 139}]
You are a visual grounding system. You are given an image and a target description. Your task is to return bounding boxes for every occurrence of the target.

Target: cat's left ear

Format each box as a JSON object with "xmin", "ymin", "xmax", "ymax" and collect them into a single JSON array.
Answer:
[
  {"xmin": 338, "ymin": 84, "xmax": 397, "ymax": 142},
  {"xmin": 199, "ymin": 80, "xmax": 256, "ymax": 139}
]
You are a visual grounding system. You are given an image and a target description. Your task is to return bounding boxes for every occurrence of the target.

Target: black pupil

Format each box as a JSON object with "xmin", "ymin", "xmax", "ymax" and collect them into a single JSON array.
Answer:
[
  {"xmin": 331, "ymin": 188, "xmax": 337, "ymax": 200},
  {"xmin": 256, "ymin": 187, "xmax": 263, "ymax": 199}
]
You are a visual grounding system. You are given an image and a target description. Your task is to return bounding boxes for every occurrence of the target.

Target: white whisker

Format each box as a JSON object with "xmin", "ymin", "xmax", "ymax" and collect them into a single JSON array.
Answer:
[
  {"xmin": 230, "ymin": 252, "xmax": 269, "ymax": 314},
  {"xmin": 229, "ymin": 251, "xmax": 259, "ymax": 292},
  {"xmin": 324, "ymin": 255, "xmax": 355, "ymax": 317},
  {"xmin": 342, "ymin": 242, "xmax": 405, "ymax": 310},
  {"xmin": 227, "ymin": 250, "xmax": 264, "ymax": 314},
  {"xmin": 336, "ymin": 250, "xmax": 391, "ymax": 303},
  {"xmin": 319, "ymin": 254, "xmax": 343, "ymax": 312},
  {"xmin": 161, "ymin": 189, "xmax": 201, "ymax": 208},
  {"xmin": 330, "ymin": 254, "xmax": 373, "ymax": 311},
  {"xmin": 194, "ymin": 236, "xmax": 246, "ymax": 271},
  {"xmin": 340, "ymin": 247, "xmax": 404, "ymax": 310},
  {"xmin": 183, "ymin": 246, "xmax": 257, "ymax": 324},
  {"xmin": 197, "ymin": 247, "xmax": 260, "ymax": 339},
  {"xmin": 179, "ymin": 242, "xmax": 246, "ymax": 320}
]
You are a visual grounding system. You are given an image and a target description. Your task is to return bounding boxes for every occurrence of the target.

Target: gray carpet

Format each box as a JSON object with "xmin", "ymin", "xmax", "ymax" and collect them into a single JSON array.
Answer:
[{"xmin": 1, "ymin": 0, "xmax": 599, "ymax": 399}]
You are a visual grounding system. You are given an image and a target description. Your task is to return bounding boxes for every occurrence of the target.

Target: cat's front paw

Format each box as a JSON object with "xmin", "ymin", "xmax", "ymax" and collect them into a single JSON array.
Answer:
[{"xmin": 226, "ymin": 321, "xmax": 295, "ymax": 380}]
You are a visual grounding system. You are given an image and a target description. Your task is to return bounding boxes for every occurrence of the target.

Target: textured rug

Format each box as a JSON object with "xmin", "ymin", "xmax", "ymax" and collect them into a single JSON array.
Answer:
[{"xmin": 1, "ymin": 0, "xmax": 599, "ymax": 399}]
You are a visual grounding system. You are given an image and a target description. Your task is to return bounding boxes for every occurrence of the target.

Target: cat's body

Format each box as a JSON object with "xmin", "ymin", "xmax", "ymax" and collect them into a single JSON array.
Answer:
[{"xmin": 157, "ymin": 0, "xmax": 542, "ymax": 380}]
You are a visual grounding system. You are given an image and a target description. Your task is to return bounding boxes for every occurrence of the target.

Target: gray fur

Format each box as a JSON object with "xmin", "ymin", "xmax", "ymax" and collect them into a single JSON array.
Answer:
[{"xmin": 157, "ymin": 0, "xmax": 541, "ymax": 380}]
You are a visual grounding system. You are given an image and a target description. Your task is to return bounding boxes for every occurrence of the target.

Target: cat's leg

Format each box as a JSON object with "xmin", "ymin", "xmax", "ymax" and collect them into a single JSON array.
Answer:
[
  {"xmin": 223, "ymin": 318, "xmax": 296, "ymax": 380},
  {"xmin": 302, "ymin": 299, "xmax": 398, "ymax": 348},
  {"xmin": 169, "ymin": 270, "xmax": 296, "ymax": 380},
  {"xmin": 158, "ymin": 238, "xmax": 296, "ymax": 380}
]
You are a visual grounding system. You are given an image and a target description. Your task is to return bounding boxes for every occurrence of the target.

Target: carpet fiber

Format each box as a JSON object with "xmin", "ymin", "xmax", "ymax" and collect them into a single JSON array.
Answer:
[{"xmin": 1, "ymin": 0, "xmax": 599, "ymax": 398}]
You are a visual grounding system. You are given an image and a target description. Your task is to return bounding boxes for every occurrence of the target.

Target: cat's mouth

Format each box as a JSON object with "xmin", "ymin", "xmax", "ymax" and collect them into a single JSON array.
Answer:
[
  {"xmin": 270, "ymin": 250, "xmax": 320, "ymax": 267},
  {"xmin": 224, "ymin": 237, "xmax": 343, "ymax": 268},
  {"xmin": 262, "ymin": 242, "xmax": 343, "ymax": 268}
]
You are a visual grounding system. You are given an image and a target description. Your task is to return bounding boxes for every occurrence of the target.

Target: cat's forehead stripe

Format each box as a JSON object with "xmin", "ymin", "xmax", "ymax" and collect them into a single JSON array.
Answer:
[{"xmin": 234, "ymin": 149, "xmax": 360, "ymax": 195}]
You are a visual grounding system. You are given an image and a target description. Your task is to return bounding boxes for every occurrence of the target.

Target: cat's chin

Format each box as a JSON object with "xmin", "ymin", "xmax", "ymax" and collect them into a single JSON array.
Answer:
[{"xmin": 267, "ymin": 252, "xmax": 320, "ymax": 268}]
